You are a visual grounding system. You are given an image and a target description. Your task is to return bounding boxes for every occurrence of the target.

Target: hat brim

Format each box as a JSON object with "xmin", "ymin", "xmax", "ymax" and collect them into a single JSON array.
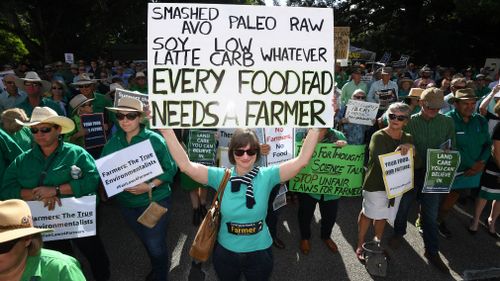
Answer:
[
  {"xmin": 0, "ymin": 227, "xmax": 52, "ymax": 243},
  {"xmin": 15, "ymin": 78, "xmax": 51, "ymax": 93},
  {"xmin": 106, "ymin": 106, "xmax": 143, "ymax": 113},
  {"xmin": 70, "ymin": 80, "xmax": 97, "ymax": 87},
  {"xmin": 72, "ymin": 98, "xmax": 95, "ymax": 114},
  {"xmin": 448, "ymin": 96, "xmax": 478, "ymax": 104},
  {"xmin": 15, "ymin": 116, "xmax": 75, "ymax": 134}
]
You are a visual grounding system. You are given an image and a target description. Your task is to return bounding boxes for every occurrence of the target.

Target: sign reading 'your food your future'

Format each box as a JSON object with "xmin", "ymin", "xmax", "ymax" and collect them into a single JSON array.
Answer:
[{"xmin": 148, "ymin": 3, "xmax": 334, "ymax": 128}]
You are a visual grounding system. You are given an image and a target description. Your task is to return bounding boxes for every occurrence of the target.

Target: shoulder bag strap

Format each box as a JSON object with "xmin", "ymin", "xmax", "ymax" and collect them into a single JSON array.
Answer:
[{"xmin": 210, "ymin": 168, "xmax": 231, "ymax": 207}]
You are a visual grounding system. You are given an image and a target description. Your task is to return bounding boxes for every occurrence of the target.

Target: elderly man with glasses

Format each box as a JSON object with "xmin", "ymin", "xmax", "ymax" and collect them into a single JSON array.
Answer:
[
  {"xmin": 0, "ymin": 74, "xmax": 27, "ymax": 113},
  {"xmin": 15, "ymin": 72, "xmax": 64, "ymax": 117}
]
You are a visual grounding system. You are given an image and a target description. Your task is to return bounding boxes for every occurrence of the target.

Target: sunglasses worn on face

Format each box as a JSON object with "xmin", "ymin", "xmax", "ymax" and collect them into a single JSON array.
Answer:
[
  {"xmin": 0, "ymin": 238, "xmax": 20, "ymax": 254},
  {"xmin": 24, "ymin": 82, "xmax": 41, "ymax": 87},
  {"xmin": 116, "ymin": 113, "xmax": 140, "ymax": 121},
  {"xmin": 30, "ymin": 126, "xmax": 55, "ymax": 134},
  {"xmin": 80, "ymin": 84, "xmax": 92, "ymax": 89},
  {"xmin": 82, "ymin": 102, "xmax": 93, "ymax": 107},
  {"xmin": 234, "ymin": 149, "xmax": 258, "ymax": 157},
  {"xmin": 388, "ymin": 113, "xmax": 408, "ymax": 121},
  {"xmin": 52, "ymin": 87, "xmax": 63, "ymax": 90}
]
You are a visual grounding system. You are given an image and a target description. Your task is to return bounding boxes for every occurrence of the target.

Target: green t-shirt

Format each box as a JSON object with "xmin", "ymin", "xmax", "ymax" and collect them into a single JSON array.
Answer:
[
  {"xmin": 1, "ymin": 141, "xmax": 98, "ymax": 200},
  {"xmin": 208, "ymin": 165, "xmax": 280, "ymax": 253},
  {"xmin": 21, "ymin": 249, "xmax": 86, "ymax": 281},
  {"xmin": 18, "ymin": 97, "xmax": 65, "ymax": 117},
  {"xmin": 100, "ymin": 126, "xmax": 177, "ymax": 208},
  {"xmin": 0, "ymin": 128, "xmax": 24, "ymax": 185}
]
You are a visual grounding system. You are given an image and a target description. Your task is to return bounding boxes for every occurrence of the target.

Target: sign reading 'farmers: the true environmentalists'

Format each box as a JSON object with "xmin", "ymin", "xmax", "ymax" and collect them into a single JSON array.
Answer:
[
  {"xmin": 147, "ymin": 3, "xmax": 334, "ymax": 128},
  {"xmin": 289, "ymin": 144, "xmax": 365, "ymax": 196}
]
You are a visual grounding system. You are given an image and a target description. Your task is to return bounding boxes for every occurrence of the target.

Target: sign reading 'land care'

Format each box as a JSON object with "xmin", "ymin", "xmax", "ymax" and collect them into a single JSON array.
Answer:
[{"xmin": 148, "ymin": 3, "xmax": 334, "ymax": 128}]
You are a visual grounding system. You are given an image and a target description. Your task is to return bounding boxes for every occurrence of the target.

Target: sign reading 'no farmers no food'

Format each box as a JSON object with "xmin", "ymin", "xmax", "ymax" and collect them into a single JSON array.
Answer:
[{"xmin": 148, "ymin": 3, "xmax": 335, "ymax": 129}]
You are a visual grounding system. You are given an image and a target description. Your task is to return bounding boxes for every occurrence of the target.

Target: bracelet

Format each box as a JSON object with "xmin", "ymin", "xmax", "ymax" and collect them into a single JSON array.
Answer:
[{"xmin": 55, "ymin": 185, "xmax": 61, "ymax": 197}]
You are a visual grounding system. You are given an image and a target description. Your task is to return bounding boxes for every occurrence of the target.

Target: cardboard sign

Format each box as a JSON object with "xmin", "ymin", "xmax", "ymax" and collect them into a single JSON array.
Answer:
[
  {"xmin": 344, "ymin": 100, "xmax": 379, "ymax": 126},
  {"xmin": 289, "ymin": 144, "xmax": 365, "ymax": 196},
  {"xmin": 378, "ymin": 149, "xmax": 414, "ymax": 199},
  {"xmin": 115, "ymin": 88, "xmax": 149, "ymax": 111},
  {"xmin": 96, "ymin": 140, "xmax": 164, "ymax": 197},
  {"xmin": 334, "ymin": 27, "xmax": 350, "ymax": 61},
  {"xmin": 27, "ymin": 195, "xmax": 96, "ymax": 241},
  {"xmin": 148, "ymin": 3, "xmax": 334, "ymax": 129},
  {"xmin": 64, "ymin": 53, "xmax": 74, "ymax": 64},
  {"xmin": 264, "ymin": 127, "xmax": 294, "ymax": 166},
  {"xmin": 187, "ymin": 130, "xmax": 217, "ymax": 165},
  {"xmin": 81, "ymin": 113, "xmax": 107, "ymax": 149},
  {"xmin": 423, "ymin": 149, "xmax": 461, "ymax": 193}
]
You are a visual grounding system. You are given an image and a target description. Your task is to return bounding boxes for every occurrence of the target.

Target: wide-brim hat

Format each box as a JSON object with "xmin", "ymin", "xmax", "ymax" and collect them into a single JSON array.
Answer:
[
  {"xmin": 380, "ymin": 67, "xmax": 392, "ymax": 75},
  {"xmin": 408, "ymin": 88, "xmax": 424, "ymax": 99},
  {"xmin": 69, "ymin": 94, "xmax": 95, "ymax": 114},
  {"xmin": 0, "ymin": 199, "xmax": 52, "ymax": 243},
  {"xmin": 15, "ymin": 107, "xmax": 75, "ymax": 134},
  {"xmin": 398, "ymin": 77, "xmax": 414, "ymax": 87},
  {"xmin": 420, "ymin": 87, "xmax": 444, "ymax": 109},
  {"xmin": 70, "ymin": 73, "xmax": 98, "ymax": 87},
  {"xmin": 448, "ymin": 88, "xmax": 478, "ymax": 104},
  {"xmin": 15, "ymin": 71, "xmax": 51, "ymax": 93},
  {"xmin": 106, "ymin": 96, "xmax": 143, "ymax": 113}
]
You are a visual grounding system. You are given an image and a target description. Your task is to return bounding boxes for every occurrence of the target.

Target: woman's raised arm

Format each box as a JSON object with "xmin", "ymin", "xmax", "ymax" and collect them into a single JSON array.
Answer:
[
  {"xmin": 159, "ymin": 129, "xmax": 209, "ymax": 185},
  {"xmin": 278, "ymin": 128, "xmax": 324, "ymax": 182}
]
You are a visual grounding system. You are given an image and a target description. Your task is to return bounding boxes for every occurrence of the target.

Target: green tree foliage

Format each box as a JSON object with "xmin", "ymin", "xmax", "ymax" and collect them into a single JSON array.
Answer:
[{"xmin": 0, "ymin": 30, "xmax": 28, "ymax": 63}]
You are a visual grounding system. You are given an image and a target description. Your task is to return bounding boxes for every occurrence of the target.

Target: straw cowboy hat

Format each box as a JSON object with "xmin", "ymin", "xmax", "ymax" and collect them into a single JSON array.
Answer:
[
  {"xmin": 69, "ymin": 94, "xmax": 95, "ymax": 114},
  {"xmin": 15, "ymin": 106, "xmax": 75, "ymax": 134},
  {"xmin": 407, "ymin": 88, "xmax": 424, "ymax": 99},
  {"xmin": 0, "ymin": 199, "xmax": 52, "ymax": 243},
  {"xmin": 106, "ymin": 96, "xmax": 144, "ymax": 113},
  {"xmin": 15, "ymin": 71, "xmax": 51, "ymax": 93},
  {"xmin": 71, "ymin": 73, "xmax": 97, "ymax": 87}
]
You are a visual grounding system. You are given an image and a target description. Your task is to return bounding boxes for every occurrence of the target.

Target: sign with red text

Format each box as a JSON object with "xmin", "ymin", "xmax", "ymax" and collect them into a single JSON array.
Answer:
[
  {"xmin": 264, "ymin": 127, "xmax": 294, "ymax": 165},
  {"xmin": 148, "ymin": 3, "xmax": 334, "ymax": 128}
]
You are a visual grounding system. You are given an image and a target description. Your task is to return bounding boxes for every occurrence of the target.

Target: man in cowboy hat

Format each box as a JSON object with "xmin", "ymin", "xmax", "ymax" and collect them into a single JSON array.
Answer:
[
  {"xmin": 0, "ymin": 74, "xmax": 27, "ymax": 113},
  {"xmin": 129, "ymin": 72, "xmax": 148, "ymax": 94},
  {"xmin": 340, "ymin": 67, "xmax": 368, "ymax": 107},
  {"xmin": 70, "ymin": 73, "xmax": 114, "ymax": 129},
  {"xmin": 436, "ymin": 88, "xmax": 491, "ymax": 239},
  {"xmin": 16, "ymin": 72, "xmax": 65, "ymax": 117},
  {"xmin": 0, "ymin": 199, "xmax": 86, "ymax": 280},
  {"xmin": 1, "ymin": 106, "xmax": 111, "ymax": 281},
  {"xmin": 413, "ymin": 65, "xmax": 435, "ymax": 89}
]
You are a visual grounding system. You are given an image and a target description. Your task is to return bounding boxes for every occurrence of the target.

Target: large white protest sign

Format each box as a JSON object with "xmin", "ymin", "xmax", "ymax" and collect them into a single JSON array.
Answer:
[
  {"xmin": 378, "ymin": 149, "xmax": 414, "ymax": 199},
  {"xmin": 96, "ymin": 140, "xmax": 164, "ymax": 197},
  {"xmin": 27, "ymin": 195, "xmax": 96, "ymax": 241},
  {"xmin": 148, "ymin": 3, "xmax": 334, "ymax": 129},
  {"xmin": 264, "ymin": 127, "xmax": 294, "ymax": 165},
  {"xmin": 345, "ymin": 100, "xmax": 379, "ymax": 126}
]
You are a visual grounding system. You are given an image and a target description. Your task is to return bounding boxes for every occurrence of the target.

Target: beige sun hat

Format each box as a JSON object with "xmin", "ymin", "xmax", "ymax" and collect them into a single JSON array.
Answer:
[
  {"xmin": 0, "ymin": 199, "xmax": 52, "ymax": 243},
  {"xmin": 71, "ymin": 73, "xmax": 97, "ymax": 87},
  {"xmin": 15, "ymin": 71, "xmax": 51, "ymax": 93},
  {"xmin": 69, "ymin": 94, "xmax": 95, "ymax": 114},
  {"xmin": 407, "ymin": 88, "xmax": 424, "ymax": 99},
  {"xmin": 106, "ymin": 96, "xmax": 143, "ymax": 113},
  {"xmin": 15, "ymin": 107, "xmax": 75, "ymax": 134}
]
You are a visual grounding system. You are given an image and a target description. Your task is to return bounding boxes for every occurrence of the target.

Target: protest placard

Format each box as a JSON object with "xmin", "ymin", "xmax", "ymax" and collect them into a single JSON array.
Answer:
[
  {"xmin": 148, "ymin": 3, "xmax": 334, "ymax": 129},
  {"xmin": 423, "ymin": 149, "xmax": 461, "ymax": 193},
  {"xmin": 115, "ymin": 88, "xmax": 149, "ymax": 110},
  {"xmin": 27, "ymin": 195, "xmax": 96, "ymax": 241},
  {"xmin": 378, "ymin": 149, "xmax": 414, "ymax": 199},
  {"xmin": 289, "ymin": 144, "xmax": 365, "ymax": 196},
  {"xmin": 264, "ymin": 127, "xmax": 294, "ymax": 166},
  {"xmin": 81, "ymin": 113, "xmax": 107, "ymax": 149},
  {"xmin": 334, "ymin": 27, "xmax": 350, "ymax": 61},
  {"xmin": 95, "ymin": 140, "xmax": 164, "ymax": 197},
  {"xmin": 218, "ymin": 128, "xmax": 264, "ymax": 148},
  {"xmin": 344, "ymin": 100, "xmax": 379, "ymax": 126},
  {"xmin": 64, "ymin": 53, "xmax": 74, "ymax": 64},
  {"xmin": 187, "ymin": 130, "xmax": 217, "ymax": 165}
]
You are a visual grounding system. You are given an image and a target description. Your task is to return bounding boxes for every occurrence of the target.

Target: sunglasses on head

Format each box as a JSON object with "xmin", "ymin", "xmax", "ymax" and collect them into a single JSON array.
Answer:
[
  {"xmin": 116, "ymin": 112, "xmax": 140, "ymax": 121},
  {"xmin": 234, "ymin": 149, "xmax": 258, "ymax": 157},
  {"xmin": 30, "ymin": 126, "xmax": 56, "ymax": 134},
  {"xmin": 388, "ymin": 113, "xmax": 408, "ymax": 121},
  {"xmin": 24, "ymin": 82, "xmax": 41, "ymax": 87},
  {"xmin": 0, "ymin": 238, "xmax": 20, "ymax": 254}
]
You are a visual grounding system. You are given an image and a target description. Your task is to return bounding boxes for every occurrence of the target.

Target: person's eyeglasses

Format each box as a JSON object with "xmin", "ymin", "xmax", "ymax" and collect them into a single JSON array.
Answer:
[
  {"xmin": 79, "ymin": 84, "xmax": 92, "ymax": 89},
  {"xmin": 0, "ymin": 238, "xmax": 20, "ymax": 254},
  {"xmin": 234, "ymin": 149, "xmax": 258, "ymax": 157},
  {"xmin": 52, "ymin": 87, "xmax": 63, "ymax": 90},
  {"xmin": 379, "ymin": 95, "xmax": 393, "ymax": 100},
  {"xmin": 30, "ymin": 126, "xmax": 55, "ymax": 134},
  {"xmin": 4, "ymin": 81, "xmax": 15, "ymax": 85},
  {"xmin": 388, "ymin": 113, "xmax": 408, "ymax": 121},
  {"xmin": 116, "ymin": 112, "xmax": 140, "ymax": 121},
  {"xmin": 353, "ymin": 95, "xmax": 366, "ymax": 100},
  {"xmin": 24, "ymin": 82, "xmax": 41, "ymax": 87}
]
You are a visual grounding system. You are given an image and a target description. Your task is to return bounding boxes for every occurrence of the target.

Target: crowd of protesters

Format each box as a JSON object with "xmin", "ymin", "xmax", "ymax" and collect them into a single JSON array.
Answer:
[{"xmin": 0, "ymin": 58, "xmax": 499, "ymax": 280}]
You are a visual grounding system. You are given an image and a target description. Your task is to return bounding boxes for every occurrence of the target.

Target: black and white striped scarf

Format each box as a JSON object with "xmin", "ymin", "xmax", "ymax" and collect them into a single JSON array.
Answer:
[{"xmin": 230, "ymin": 166, "xmax": 260, "ymax": 209}]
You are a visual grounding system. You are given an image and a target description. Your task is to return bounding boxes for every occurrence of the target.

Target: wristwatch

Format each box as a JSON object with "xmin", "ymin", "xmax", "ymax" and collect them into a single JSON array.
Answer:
[
  {"xmin": 55, "ymin": 185, "xmax": 61, "ymax": 197},
  {"xmin": 148, "ymin": 182, "xmax": 156, "ymax": 190}
]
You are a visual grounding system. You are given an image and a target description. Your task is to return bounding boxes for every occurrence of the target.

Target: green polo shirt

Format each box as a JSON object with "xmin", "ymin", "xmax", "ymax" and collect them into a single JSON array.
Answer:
[
  {"xmin": 7, "ymin": 126, "xmax": 33, "ymax": 151},
  {"xmin": 18, "ymin": 97, "xmax": 65, "ymax": 117},
  {"xmin": 404, "ymin": 112, "xmax": 455, "ymax": 167},
  {"xmin": 21, "ymin": 249, "xmax": 86, "ymax": 281},
  {"xmin": 0, "ymin": 128, "xmax": 23, "ymax": 185},
  {"xmin": 1, "ymin": 140, "xmax": 99, "ymax": 200},
  {"xmin": 340, "ymin": 80, "xmax": 368, "ymax": 106},
  {"xmin": 100, "ymin": 126, "xmax": 177, "ymax": 208},
  {"xmin": 445, "ymin": 109, "xmax": 491, "ymax": 171}
]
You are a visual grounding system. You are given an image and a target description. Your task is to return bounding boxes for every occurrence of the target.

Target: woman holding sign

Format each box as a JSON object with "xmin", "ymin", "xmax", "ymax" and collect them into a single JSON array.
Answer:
[
  {"xmin": 101, "ymin": 97, "xmax": 177, "ymax": 281},
  {"xmin": 160, "ymin": 127, "xmax": 324, "ymax": 281},
  {"xmin": 356, "ymin": 102, "xmax": 414, "ymax": 261}
]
